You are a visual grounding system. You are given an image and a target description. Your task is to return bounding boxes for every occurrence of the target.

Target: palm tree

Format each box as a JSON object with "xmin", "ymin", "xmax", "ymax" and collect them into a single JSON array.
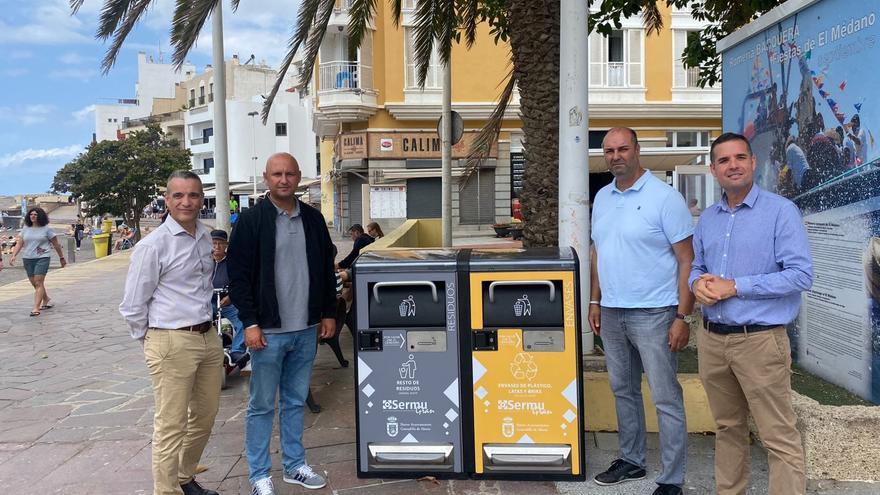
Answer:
[{"xmin": 73, "ymin": 0, "xmax": 775, "ymax": 246}]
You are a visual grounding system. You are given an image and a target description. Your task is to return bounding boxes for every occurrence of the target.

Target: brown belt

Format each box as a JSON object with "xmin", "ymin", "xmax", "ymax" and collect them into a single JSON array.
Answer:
[{"xmin": 172, "ymin": 321, "xmax": 213, "ymax": 334}]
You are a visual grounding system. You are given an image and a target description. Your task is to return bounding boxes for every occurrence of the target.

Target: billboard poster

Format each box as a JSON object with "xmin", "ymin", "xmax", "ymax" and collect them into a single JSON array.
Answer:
[{"xmin": 721, "ymin": 0, "xmax": 880, "ymax": 403}]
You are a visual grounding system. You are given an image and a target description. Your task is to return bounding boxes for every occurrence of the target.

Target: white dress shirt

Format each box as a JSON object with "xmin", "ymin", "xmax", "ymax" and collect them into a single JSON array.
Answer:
[{"xmin": 119, "ymin": 216, "xmax": 214, "ymax": 340}]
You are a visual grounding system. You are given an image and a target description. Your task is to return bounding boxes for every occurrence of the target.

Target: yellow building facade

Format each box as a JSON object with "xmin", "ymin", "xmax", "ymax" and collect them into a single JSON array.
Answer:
[{"xmin": 314, "ymin": 2, "xmax": 721, "ymax": 230}]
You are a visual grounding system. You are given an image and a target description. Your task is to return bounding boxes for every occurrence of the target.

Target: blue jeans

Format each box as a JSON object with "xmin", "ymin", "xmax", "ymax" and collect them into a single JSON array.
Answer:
[
  {"xmin": 600, "ymin": 306, "xmax": 686, "ymax": 486},
  {"xmin": 246, "ymin": 327, "xmax": 318, "ymax": 483},
  {"xmin": 212, "ymin": 301, "xmax": 245, "ymax": 355}
]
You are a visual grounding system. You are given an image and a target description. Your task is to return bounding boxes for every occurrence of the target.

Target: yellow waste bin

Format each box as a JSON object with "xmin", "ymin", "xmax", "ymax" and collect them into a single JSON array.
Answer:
[
  {"xmin": 93, "ymin": 233, "xmax": 110, "ymax": 258},
  {"xmin": 465, "ymin": 248, "xmax": 585, "ymax": 480},
  {"xmin": 101, "ymin": 218, "xmax": 114, "ymax": 233}
]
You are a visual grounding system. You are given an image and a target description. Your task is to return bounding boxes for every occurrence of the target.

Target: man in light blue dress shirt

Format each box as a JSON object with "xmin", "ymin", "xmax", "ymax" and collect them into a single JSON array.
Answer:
[
  {"xmin": 690, "ymin": 133, "xmax": 812, "ymax": 495},
  {"xmin": 589, "ymin": 128, "xmax": 695, "ymax": 495}
]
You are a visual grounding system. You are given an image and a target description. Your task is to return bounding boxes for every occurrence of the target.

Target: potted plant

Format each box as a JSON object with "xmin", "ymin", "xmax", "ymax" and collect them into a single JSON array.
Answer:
[
  {"xmin": 492, "ymin": 222, "xmax": 511, "ymax": 237},
  {"xmin": 508, "ymin": 218, "xmax": 524, "ymax": 240}
]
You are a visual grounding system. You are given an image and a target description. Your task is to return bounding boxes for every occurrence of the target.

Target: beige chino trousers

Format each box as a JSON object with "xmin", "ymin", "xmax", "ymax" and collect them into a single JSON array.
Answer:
[
  {"xmin": 144, "ymin": 328, "xmax": 223, "ymax": 495},
  {"xmin": 698, "ymin": 326, "xmax": 806, "ymax": 495}
]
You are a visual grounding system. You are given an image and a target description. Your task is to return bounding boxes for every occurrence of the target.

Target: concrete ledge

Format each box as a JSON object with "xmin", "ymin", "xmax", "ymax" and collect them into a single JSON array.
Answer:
[
  {"xmin": 584, "ymin": 372, "xmax": 716, "ymax": 433},
  {"xmin": 364, "ymin": 218, "xmax": 441, "ymax": 250},
  {"xmin": 789, "ymin": 392, "xmax": 880, "ymax": 481}
]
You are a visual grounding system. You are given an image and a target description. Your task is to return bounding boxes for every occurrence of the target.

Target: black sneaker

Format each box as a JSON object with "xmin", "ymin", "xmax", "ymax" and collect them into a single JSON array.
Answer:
[
  {"xmin": 593, "ymin": 458, "xmax": 647, "ymax": 486},
  {"xmin": 180, "ymin": 479, "xmax": 219, "ymax": 495},
  {"xmin": 653, "ymin": 484, "xmax": 683, "ymax": 495}
]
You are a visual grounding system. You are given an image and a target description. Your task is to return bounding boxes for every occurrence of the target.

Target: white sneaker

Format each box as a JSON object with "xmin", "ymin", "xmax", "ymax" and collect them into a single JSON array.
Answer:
[
  {"xmin": 251, "ymin": 476, "xmax": 275, "ymax": 495},
  {"xmin": 283, "ymin": 464, "xmax": 326, "ymax": 489}
]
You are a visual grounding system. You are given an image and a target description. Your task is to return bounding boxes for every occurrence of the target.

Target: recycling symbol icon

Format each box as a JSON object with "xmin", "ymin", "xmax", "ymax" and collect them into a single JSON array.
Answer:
[{"xmin": 510, "ymin": 352, "xmax": 538, "ymax": 381}]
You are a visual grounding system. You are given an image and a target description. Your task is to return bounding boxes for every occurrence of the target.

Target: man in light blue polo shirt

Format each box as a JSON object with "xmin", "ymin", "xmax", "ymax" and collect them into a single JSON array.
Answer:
[{"xmin": 589, "ymin": 127, "xmax": 695, "ymax": 495}]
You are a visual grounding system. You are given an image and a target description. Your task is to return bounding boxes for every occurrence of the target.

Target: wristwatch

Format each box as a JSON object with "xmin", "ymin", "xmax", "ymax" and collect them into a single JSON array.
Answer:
[{"xmin": 675, "ymin": 312, "xmax": 696, "ymax": 324}]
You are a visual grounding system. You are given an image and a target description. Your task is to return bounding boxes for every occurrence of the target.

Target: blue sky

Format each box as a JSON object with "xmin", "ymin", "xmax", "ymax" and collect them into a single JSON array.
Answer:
[{"xmin": 0, "ymin": 0, "xmax": 298, "ymax": 195}]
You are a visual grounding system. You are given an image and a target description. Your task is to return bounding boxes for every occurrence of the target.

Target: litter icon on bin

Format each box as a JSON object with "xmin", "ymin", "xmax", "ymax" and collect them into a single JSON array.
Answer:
[
  {"xmin": 399, "ymin": 295, "xmax": 417, "ymax": 317},
  {"xmin": 514, "ymin": 295, "xmax": 531, "ymax": 317}
]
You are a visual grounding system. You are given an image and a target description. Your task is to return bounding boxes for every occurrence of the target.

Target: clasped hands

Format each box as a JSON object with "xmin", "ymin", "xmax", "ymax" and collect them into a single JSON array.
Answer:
[{"xmin": 692, "ymin": 274, "xmax": 737, "ymax": 306}]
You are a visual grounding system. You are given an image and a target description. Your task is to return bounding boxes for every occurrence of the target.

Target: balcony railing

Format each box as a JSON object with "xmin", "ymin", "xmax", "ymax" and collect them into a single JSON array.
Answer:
[
  {"xmin": 198, "ymin": 95, "xmax": 205, "ymax": 105},
  {"xmin": 208, "ymin": 93, "xmax": 214, "ymax": 103},
  {"xmin": 188, "ymin": 98, "xmax": 195, "ymax": 108},
  {"xmin": 190, "ymin": 136, "xmax": 208, "ymax": 145},
  {"xmin": 589, "ymin": 61, "xmax": 642, "ymax": 88},
  {"xmin": 686, "ymin": 67, "xmax": 700, "ymax": 88},
  {"xmin": 318, "ymin": 61, "xmax": 373, "ymax": 93}
]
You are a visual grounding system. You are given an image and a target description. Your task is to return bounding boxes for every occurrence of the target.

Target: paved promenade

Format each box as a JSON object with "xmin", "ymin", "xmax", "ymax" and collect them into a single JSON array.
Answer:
[{"xmin": 0, "ymin": 243, "xmax": 875, "ymax": 494}]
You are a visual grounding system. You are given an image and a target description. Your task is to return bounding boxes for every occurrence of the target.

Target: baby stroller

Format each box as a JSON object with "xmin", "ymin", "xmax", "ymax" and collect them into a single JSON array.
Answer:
[{"xmin": 214, "ymin": 287, "xmax": 248, "ymax": 388}]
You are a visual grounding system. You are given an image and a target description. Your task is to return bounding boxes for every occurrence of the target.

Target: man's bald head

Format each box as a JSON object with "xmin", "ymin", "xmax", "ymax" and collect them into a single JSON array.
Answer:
[
  {"xmin": 263, "ymin": 152, "xmax": 302, "ymax": 201},
  {"xmin": 265, "ymin": 152, "xmax": 300, "ymax": 173}
]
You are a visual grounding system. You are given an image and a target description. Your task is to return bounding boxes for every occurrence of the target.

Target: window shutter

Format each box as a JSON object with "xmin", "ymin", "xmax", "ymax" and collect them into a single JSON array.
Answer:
[
  {"xmin": 673, "ymin": 30, "xmax": 687, "ymax": 88},
  {"xmin": 589, "ymin": 32, "xmax": 604, "ymax": 86},
  {"xmin": 627, "ymin": 29, "xmax": 643, "ymax": 87}
]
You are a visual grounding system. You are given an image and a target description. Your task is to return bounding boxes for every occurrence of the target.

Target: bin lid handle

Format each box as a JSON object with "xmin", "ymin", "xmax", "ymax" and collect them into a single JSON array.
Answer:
[
  {"xmin": 489, "ymin": 280, "xmax": 555, "ymax": 303},
  {"xmin": 373, "ymin": 281, "xmax": 438, "ymax": 304}
]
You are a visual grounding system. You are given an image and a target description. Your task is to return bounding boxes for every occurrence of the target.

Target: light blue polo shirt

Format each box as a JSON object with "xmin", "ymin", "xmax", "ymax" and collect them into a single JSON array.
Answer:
[{"xmin": 591, "ymin": 170, "xmax": 693, "ymax": 308}]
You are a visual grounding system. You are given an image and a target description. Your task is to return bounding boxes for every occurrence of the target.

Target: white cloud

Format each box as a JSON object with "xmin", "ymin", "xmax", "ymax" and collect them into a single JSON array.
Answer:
[
  {"xmin": 0, "ymin": 1, "xmax": 91, "ymax": 46},
  {"xmin": 2, "ymin": 68, "xmax": 29, "ymax": 77},
  {"xmin": 72, "ymin": 104, "xmax": 96, "ymax": 122},
  {"xmin": 0, "ymin": 104, "xmax": 55, "ymax": 126},
  {"xmin": 0, "ymin": 145, "xmax": 83, "ymax": 169},
  {"xmin": 60, "ymin": 52, "xmax": 86, "ymax": 65},
  {"xmin": 49, "ymin": 67, "xmax": 96, "ymax": 81},
  {"xmin": 10, "ymin": 50, "xmax": 33, "ymax": 60}
]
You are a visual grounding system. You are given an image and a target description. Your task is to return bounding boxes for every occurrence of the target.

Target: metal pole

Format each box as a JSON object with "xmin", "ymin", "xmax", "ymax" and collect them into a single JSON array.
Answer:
[
  {"xmin": 559, "ymin": 0, "xmax": 593, "ymax": 354},
  {"xmin": 212, "ymin": 2, "xmax": 231, "ymax": 232},
  {"xmin": 441, "ymin": 62, "xmax": 452, "ymax": 247},
  {"xmin": 248, "ymin": 111, "xmax": 259, "ymax": 196}
]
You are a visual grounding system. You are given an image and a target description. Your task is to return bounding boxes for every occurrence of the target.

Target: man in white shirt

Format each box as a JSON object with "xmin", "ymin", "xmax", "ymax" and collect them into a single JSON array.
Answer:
[{"xmin": 120, "ymin": 170, "xmax": 222, "ymax": 495}]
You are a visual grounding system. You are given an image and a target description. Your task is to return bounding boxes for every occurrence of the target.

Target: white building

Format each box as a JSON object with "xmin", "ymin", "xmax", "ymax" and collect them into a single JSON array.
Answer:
[
  {"xmin": 94, "ymin": 53, "xmax": 195, "ymax": 142},
  {"xmin": 182, "ymin": 56, "xmax": 318, "ymax": 188}
]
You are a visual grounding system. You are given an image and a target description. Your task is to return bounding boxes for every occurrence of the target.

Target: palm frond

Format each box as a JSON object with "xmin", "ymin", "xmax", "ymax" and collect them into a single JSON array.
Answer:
[
  {"xmin": 390, "ymin": 0, "xmax": 404, "ymax": 28},
  {"xmin": 410, "ymin": 0, "xmax": 438, "ymax": 87},
  {"xmin": 297, "ymin": 0, "xmax": 336, "ymax": 89},
  {"xmin": 434, "ymin": 0, "xmax": 456, "ymax": 67},
  {"xmin": 461, "ymin": 0, "xmax": 480, "ymax": 49},
  {"xmin": 231, "ymin": 0, "xmax": 242, "ymax": 11},
  {"xmin": 642, "ymin": 1, "xmax": 663, "ymax": 36},
  {"xmin": 347, "ymin": 0, "xmax": 377, "ymax": 49},
  {"xmin": 261, "ymin": 0, "xmax": 335, "ymax": 122},
  {"xmin": 170, "ymin": 0, "xmax": 220, "ymax": 69},
  {"xmin": 97, "ymin": 0, "xmax": 133, "ymax": 40},
  {"xmin": 70, "ymin": 0, "xmax": 87, "ymax": 15},
  {"xmin": 461, "ymin": 65, "xmax": 517, "ymax": 188},
  {"xmin": 100, "ymin": 0, "xmax": 155, "ymax": 74}
]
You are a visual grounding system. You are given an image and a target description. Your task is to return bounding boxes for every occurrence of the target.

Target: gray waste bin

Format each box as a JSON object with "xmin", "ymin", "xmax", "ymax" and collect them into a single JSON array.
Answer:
[{"xmin": 353, "ymin": 249, "xmax": 465, "ymax": 478}]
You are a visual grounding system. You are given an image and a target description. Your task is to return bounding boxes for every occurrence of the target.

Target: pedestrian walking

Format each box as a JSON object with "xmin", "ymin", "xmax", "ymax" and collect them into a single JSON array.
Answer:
[
  {"xmin": 690, "ymin": 132, "xmax": 813, "ymax": 495},
  {"xmin": 119, "ymin": 170, "xmax": 222, "ymax": 495},
  {"xmin": 589, "ymin": 127, "xmax": 695, "ymax": 495},
  {"xmin": 227, "ymin": 152, "xmax": 337, "ymax": 495},
  {"xmin": 74, "ymin": 219, "xmax": 85, "ymax": 251},
  {"xmin": 9, "ymin": 207, "xmax": 67, "ymax": 317}
]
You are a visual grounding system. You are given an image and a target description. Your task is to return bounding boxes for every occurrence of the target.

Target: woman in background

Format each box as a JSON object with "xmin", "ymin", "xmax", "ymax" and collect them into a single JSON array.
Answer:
[
  {"xmin": 10, "ymin": 207, "xmax": 66, "ymax": 316},
  {"xmin": 366, "ymin": 221, "xmax": 384, "ymax": 239}
]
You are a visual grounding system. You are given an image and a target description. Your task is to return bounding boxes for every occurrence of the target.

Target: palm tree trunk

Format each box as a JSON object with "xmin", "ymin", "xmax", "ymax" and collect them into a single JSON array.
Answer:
[{"xmin": 505, "ymin": 0, "xmax": 560, "ymax": 247}]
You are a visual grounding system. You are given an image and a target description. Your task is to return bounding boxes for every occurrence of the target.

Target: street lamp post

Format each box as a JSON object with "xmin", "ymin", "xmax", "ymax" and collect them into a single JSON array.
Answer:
[{"xmin": 247, "ymin": 111, "xmax": 259, "ymax": 198}]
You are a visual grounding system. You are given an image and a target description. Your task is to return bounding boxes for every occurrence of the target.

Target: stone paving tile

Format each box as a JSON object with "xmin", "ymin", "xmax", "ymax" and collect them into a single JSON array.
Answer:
[
  {"xmin": 0, "ymin": 420, "xmax": 55, "ymax": 443},
  {"xmin": 0, "ymin": 442, "xmax": 85, "ymax": 490}
]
